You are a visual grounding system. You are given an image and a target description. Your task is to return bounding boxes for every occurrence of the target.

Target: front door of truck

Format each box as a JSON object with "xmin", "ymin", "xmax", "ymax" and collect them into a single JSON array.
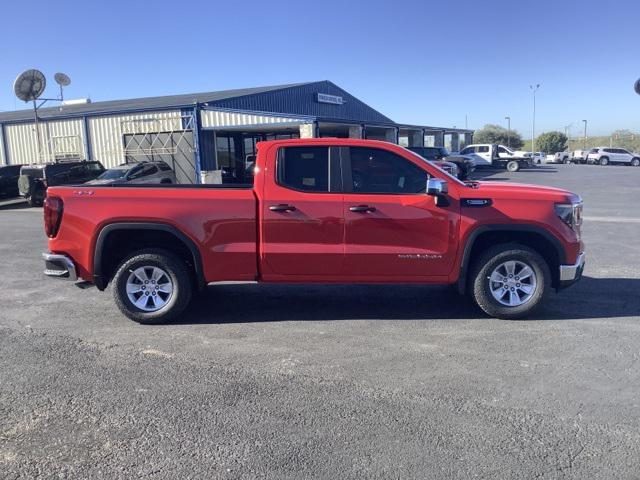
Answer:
[
  {"xmin": 342, "ymin": 146, "xmax": 458, "ymax": 279},
  {"xmin": 261, "ymin": 145, "xmax": 344, "ymax": 277}
]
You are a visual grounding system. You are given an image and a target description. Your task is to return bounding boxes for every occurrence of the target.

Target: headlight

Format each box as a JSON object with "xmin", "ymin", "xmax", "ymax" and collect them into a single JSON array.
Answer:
[{"xmin": 555, "ymin": 200, "xmax": 583, "ymax": 231}]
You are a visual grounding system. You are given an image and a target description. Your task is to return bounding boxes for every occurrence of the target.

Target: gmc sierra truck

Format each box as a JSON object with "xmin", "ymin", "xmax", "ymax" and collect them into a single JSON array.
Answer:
[{"xmin": 42, "ymin": 138, "xmax": 585, "ymax": 323}]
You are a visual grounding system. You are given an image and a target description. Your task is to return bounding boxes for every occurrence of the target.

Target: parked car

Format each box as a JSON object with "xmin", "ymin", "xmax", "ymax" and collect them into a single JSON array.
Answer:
[
  {"xmin": 0, "ymin": 164, "xmax": 24, "ymax": 198},
  {"xmin": 85, "ymin": 161, "xmax": 176, "ymax": 185},
  {"xmin": 42, "ymin": 138, "xmax": 585, "ymax": 323},
  {"xmin": 407, "ymin": 146, "xmax": 475, "ymax": 180},
  {"xmin": 530, "ymin": 152, "xmax": 545, "ymax": 164},
  {"xmin": 553, "ymin": 151, "xmax": 573, "ymax": 164},
  {"xmin": 18, "ymin": 160, "xmax": 105, "ymax": 207},
  {"xmin": 571, "ymin": 150, "xmax": 589, "ymax": 164},
  {"xmin": 586, "ymin": 147, "xmax": 640, "ymax": 166},
  {"xmin": 459, "ymin": 144, "xmax": 531, "ymax": 171}
]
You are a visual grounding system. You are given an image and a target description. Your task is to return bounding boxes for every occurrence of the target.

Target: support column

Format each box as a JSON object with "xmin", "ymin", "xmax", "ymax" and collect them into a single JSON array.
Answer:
[
  {"xmin": 451, "ymin": 133, "xmax": 460, "ymax": 152},
  {"xmin": 464, "ymin": 132, "xmax": 473, "ymax": 147},
  {"xmin": 0, "ymin": 123, "xmax": 8, "ymax": 165},
  {"xmin": 348, "ymin": 125, "xmax": 363, "ymax": 139},
  {"xmin": 299, "ymin": 123, "xmax": 316, "ymax": 138},
  {"xmin": 193, "ymin": 105, "xmax": 203, "ymax": 184},
  {"xmin": 409, "ymin": 130, "xmax": 424, "ymax": 147},
  {"xmin": 434, "ymin": 130, "xmax": 445, "ymax": 147}
]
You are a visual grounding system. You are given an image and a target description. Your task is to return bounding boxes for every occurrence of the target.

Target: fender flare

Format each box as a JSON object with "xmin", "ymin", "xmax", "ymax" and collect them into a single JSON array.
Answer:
[
  {"xmin": 93, "ymin": 222, "xmax": 205, "ymax": 291},
  {"xmin": 457, "ymin": 224, "xmax": 566, "ymax": 294}
]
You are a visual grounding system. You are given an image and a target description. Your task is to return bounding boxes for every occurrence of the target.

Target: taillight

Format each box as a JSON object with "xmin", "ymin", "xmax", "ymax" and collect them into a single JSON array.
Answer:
[{"xmin": 44, "ymin": 196, "xmax": 63, "ymax": 238}]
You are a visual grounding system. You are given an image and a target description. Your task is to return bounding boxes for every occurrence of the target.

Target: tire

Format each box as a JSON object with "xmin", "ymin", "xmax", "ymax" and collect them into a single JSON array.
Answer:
[
  {"xmin": 631, "ymin": 158, "xmax": 640, "ymax": 167},
  {"xmin": 470, "ymin": 244, "xmax": 551, "ymax": 320},
  {"xmin": 112, "ymin": 248, "xmax": 193, "ymax": 324},
  {"xmin": 563, "ymin": 158, "xmax": 571, "ymax": 164},
  {"xmin": 506, "ymin": 160, "xmax": 520, "ymax": 172},
  {"xmin": 599, "ymin": 156, "xmax": 609, "ymax": 166},
  {"xmin": 26, "ymin": 196, "xmax": 41, "ymax": 207}
]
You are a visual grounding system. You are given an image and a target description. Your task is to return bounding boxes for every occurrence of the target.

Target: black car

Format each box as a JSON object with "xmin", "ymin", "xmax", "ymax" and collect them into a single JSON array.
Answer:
[
  {"xmin": 0, "ymin": 165, "xmax": 24, "ymax": 198},
  {"xmin": 18, "ymin": 160, "xmax": 105, "ymax": 207},
  {"xmin": 407, "ymin": 146, "xmax": 475, "ymax": 180}
]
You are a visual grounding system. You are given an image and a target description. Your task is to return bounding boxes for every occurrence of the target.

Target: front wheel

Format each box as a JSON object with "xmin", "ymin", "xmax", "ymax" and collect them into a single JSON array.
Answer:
[
  {"xmin": 470, "ymin": 244, "xmax": 551, "ymax": 319},
  {"xmin": 112, "ymin": 249, "xmax": 193, "ymax": 324},
  {"xmin": 631, "ymin": 158, "xmax": 640, "ymax": 167}
]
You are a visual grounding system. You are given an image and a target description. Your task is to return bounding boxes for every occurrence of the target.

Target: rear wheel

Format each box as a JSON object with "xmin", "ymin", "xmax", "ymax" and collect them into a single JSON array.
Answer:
[
  {"xmin": 563, "ymin": 158, "xmax": 571, "ymax": 164},
  {"xmin": 112, "ymin": 249, "xmax": 193, "ymax": 324},
  {"xmin": 599, "ymin": 156, "xmax": 609, "ymax": 166},
  {"xmin": 506, "ymin": 160, "xmax": 520, "ymax": 172},
  {"xmin": 470, "ymin": 244, "xmax": 551, "ymax": 319},
  {"xmin": 631, "ymin": 158, "xmax": 640, "ymax": 167}
]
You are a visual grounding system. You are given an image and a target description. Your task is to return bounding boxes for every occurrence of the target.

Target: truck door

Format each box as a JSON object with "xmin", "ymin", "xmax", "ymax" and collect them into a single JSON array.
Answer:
[
  {"xmin": 341, "ymin": 146, "xmax": 459, "ymax": 279},
  {"xmin": 261, "ymin": 145, "xmax": 345, "ymax": 277}
]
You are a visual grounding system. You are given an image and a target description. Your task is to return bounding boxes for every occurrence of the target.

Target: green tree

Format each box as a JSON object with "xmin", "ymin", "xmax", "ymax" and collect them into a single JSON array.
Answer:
[
  {"xmin": 473, "ymin": 124, "xmax": 524, "ymax": 149},
  {"xmin": 535, "ymin": 131, "xmax": 568, "ymax": 154}
]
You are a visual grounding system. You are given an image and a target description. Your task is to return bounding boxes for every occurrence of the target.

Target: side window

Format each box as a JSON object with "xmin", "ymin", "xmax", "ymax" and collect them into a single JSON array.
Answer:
[
  {"xmin": 460, "ymin": 147, "xmax": 474, "ymax": 154},
  {"xmin": 349, "ymin": 147, "xmax": 428, "ymax": 194},
  {"xmin": 477, "ymin": 146, "xmax": 489, "ymax": 153},
  {"xmin": 157, "ymin": 162, "xmax": 172, "ymax": 172},
  {"xmin": 277, "ymin": 147, "xmax": 330, "ymax": 192},
  {"xmin": 497, "ymin": 146, "xmax": 508, "ymax": 154}
]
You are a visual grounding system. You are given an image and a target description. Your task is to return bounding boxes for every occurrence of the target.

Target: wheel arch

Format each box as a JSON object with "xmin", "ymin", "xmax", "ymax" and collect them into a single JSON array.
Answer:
[
  {"xmin": 457, "ymin": 225, "xmax": 566, "ymax": 294},
  {"xmin": 93, "ymin": 222, "xmax": 205, "ymax": 291}
]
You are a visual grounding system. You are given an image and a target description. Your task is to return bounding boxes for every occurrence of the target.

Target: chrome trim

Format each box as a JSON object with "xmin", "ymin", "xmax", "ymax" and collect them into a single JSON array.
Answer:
[
  {"xmin": 43, "ymin": 252, "xmax": 77, "ymax": 281},
  {"xmin": 559, "ymin": 252, "xmax": 585, "ymax": 282}
]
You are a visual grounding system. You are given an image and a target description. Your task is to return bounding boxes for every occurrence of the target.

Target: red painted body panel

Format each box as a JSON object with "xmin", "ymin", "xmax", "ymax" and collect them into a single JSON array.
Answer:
[{"xmin": 46, "ymin": 138, "xmax": 583, "ymax": 287}]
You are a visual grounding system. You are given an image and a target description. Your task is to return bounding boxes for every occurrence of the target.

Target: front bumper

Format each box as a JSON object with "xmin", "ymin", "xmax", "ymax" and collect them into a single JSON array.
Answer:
[
  {"xmin": 558, "ymin": 252, "xmax": 585, "ymax": 289},
  {"xmin": 43, "ymin": 252, "xmax": 77, "ymax": 281}
]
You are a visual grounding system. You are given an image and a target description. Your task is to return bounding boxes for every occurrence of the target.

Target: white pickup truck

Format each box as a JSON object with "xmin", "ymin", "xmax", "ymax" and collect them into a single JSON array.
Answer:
[{"xmin": 459, "ymin": 144, "xmax": 532, "ymax": 171}]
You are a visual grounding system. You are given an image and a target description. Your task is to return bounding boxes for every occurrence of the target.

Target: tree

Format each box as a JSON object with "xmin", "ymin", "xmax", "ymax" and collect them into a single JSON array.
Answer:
[
  {"xmin": 535, "ymin": 131, "xmax": 568, "ymax": 154},
  {"xmin": 473, "ymin": 124, "xmax": 524, "ymax": 149}
]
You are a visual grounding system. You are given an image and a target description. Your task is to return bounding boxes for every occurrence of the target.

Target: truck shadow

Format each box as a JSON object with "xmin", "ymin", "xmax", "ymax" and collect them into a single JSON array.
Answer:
[{"xmin": 176, "ymin": 276, "xmax": 640, "ymax": 324}]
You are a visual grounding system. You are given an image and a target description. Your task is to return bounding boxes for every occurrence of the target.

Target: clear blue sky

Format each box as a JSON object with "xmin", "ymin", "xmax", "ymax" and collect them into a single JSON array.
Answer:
[{"xmin": 1, "ymin": 0, "xmax": 638, "ymax": 137}]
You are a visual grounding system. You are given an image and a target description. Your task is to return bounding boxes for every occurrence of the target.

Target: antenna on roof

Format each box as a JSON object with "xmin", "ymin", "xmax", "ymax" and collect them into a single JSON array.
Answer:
[{"xmin": 13, "ymin": 69, "xmax": 73, "ymax": 162}]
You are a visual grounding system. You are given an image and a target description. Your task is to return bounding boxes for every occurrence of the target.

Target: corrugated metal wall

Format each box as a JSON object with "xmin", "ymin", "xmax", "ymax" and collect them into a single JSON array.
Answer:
[
  {"xmin": 0, "ymin": 127, "xmax": 6, "ymax": 165},
  {"xmin": 5, "ymin": 119, "xmax": 85, "ymax": 165},
  {"xmin": 200, "ymin": 110, "xmax": 302, "ymax": 128},
  {"xmin": 88, "ymin": 110, "xmax": 184, "ymax": 168}
]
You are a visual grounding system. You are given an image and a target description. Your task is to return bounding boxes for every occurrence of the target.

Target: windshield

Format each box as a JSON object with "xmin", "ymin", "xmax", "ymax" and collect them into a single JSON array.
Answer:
[
  {"xmin": 404, "ymin": 148, "xmax": 465, "ymax": 186},
  {"xmin": 97, "ymin": 169, "xmax": 127, "ymax": 180}
]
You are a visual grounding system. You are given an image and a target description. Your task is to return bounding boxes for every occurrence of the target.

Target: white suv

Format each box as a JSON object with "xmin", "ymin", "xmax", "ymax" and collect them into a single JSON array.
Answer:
[{"xmin": 586, "ymin": 147, "xmax": 640, "ymax": 166}]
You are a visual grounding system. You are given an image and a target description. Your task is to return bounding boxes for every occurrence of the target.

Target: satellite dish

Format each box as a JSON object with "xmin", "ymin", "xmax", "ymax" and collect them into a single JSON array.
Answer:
[
  {"xmin": 635, "ymin": 78, "xmax": 640, "ymax": 96},
  {"xmin": 13, "ymin": 69, "xmax": 47, "ymax": 102},
  {"xmin": 54, "ymin": 72, "xmax": 71, "ymax": 87}
]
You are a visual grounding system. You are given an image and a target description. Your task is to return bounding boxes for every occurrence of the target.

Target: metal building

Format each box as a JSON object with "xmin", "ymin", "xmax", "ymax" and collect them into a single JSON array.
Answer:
[{"xmin": 0, "ymin": 81, "xmax": 473, "ymax": 184}]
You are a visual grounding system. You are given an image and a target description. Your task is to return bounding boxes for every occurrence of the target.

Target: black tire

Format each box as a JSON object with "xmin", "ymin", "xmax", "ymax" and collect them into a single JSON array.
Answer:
[
  {"xmin": 112, "ymin": 248, "xmax": 193, "ymax": 324},
  {"xmin": 469, "ymin": 244, "xmax": 551, "ymax": 320},
  {"xmin": 563, "ymin": 158, "xmax": 571, "ymax": 164},
  {"xmin": 506, "ymin": 160, "xmax": 520, "ymax": 172},
  {"xmin": 631, "ymin": 158, "xmax": 640, "ymax": 167},
  {"xmin": 26, "ymin": 195, "xmax": 43, "ymax": 207},
  {"xmin": 599, "ymin": 156, "xmax": 609, "ymax": 166}
]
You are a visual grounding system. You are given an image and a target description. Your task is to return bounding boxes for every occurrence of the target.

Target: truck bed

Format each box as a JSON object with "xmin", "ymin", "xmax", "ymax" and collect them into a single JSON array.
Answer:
[{"xmin": 47, "ymin": 184, "xmax": 258, "ymax": 283}]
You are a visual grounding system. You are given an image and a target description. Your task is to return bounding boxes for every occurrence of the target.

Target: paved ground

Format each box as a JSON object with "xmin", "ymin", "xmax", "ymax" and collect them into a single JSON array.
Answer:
[{"xmin": 1, "ymin": 164, "xmax": 639, "ymax": 479}]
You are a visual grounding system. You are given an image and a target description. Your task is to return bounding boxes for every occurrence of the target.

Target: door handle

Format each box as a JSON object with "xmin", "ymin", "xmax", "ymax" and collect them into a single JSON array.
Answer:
[
  {"xmin": 349, "ymin": 205, "xmax": 376, "ymax": 213},
  {"xmin": 269, "ymin": 204, "xmax": 296, "ymax": 212}
]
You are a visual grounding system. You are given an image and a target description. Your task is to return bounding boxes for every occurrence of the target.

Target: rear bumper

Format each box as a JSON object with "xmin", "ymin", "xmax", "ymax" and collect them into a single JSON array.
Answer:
[
  {"xmin": 43, "ymin": 252, "xmax": 77, "ymax": 281},
  {"xmin": 558, "ymin": 252, "xmax": 585, "ymax": 289}
]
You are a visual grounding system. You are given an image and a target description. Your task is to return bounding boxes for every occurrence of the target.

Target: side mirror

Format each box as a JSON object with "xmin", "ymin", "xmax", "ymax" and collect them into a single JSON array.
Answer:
[{"xmin": 427, "ymin": 178, "xmax": 448, "ymax": 196}]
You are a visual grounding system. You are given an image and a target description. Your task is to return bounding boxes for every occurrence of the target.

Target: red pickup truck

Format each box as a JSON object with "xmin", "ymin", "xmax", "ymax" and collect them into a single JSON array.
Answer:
[{"xmin": 42, "ymin": 138, "xmax": 585, "ymax": 323}]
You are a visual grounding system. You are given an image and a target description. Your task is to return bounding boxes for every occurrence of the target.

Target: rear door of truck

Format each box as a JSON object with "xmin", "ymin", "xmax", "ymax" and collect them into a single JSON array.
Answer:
[{"xmin": 259, "ymin": 144, "xmax": 344, "ymax": 278}]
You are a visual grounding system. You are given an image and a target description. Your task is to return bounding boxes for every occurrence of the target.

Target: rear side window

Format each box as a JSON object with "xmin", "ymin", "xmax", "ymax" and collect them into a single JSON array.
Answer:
[
  {"xmin": 460, "ymin": 147, "xmax": 474, "ymax": 154},
  {"xmin": 277, "ymin": 147, "xmax": 330, "ymax": 192}
]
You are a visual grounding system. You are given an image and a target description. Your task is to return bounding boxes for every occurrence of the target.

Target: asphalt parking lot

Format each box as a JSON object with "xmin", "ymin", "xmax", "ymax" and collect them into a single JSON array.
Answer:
[{"xmin": 1, "ymin": 164, "xmax": 639, "ymax": 479}]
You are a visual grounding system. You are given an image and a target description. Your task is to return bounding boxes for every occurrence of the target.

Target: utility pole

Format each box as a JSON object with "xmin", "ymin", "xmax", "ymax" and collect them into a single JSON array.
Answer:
[
  {"xmin": 564, "ymin": 124, "xmax": 572, "ymax": 152},
  {"xmin": 505, "ymin": 116, "xmax": 511, "ymax": 148},
  {"xmin": 582, "ymin": 119, "xmax": 588, "ymax": 150},
  {"xmin": 530, "ymin": 84, "xmax": 540, "ymax": 153}
]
